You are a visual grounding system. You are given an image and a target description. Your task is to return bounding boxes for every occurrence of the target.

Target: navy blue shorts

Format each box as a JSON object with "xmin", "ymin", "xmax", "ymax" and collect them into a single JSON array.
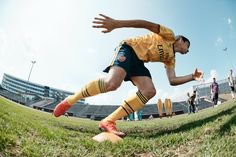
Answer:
[
  {"xmin": 103, "ymin": 44, "xmax": 151, "ymax": 81},
  {"xmin": 230, "ymin": 86, "xmax": 234, "ymax": 92}
]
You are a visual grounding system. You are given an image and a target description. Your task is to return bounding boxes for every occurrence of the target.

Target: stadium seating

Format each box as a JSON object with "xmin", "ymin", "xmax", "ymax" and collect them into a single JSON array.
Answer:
[{"xmin": 1, "ymin": 73, "xmax": 233, "ymax": 120}]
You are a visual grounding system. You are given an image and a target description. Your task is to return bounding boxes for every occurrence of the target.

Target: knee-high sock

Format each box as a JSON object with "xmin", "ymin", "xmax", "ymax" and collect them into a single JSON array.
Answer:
[
  {"xmin": 164, "ymin": 98, "xmax": 169, "ymax": 115},
  {"xmin": 168, "ymin": 99, "xmax": 172, "ymax": 115},
  {"xmin": 157, "ymin": 99, "xmax": 163, "ymax": 116},
  {"xmin": 105, "ymin": 91, "xmax": 148, "ymax": 122},
  {"xmin": 67, "ymin": 78, "xmax": 107, "ymax": 105}
]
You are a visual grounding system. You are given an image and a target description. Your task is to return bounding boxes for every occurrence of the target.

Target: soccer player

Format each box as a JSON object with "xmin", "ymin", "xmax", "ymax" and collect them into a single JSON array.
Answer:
[{"xmin": 53, "ymin": 14, "xmax": 203, "ymax": 137}]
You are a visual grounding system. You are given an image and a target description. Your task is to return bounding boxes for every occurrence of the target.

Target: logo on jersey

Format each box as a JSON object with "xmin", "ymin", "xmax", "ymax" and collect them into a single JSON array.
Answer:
[
  {"xmin": 157, "ymin": 44, "xmax": 164, "ymax": 61},
  {"xmin": 118, "ymin": 55, "xmax": 126, "ymax": 62}
]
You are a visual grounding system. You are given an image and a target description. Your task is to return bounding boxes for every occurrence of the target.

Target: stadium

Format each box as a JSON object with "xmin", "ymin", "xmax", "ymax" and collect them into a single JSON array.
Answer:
[{"xmin": 1, "ymin": 73, "xmax": 234, "ymax": 120}]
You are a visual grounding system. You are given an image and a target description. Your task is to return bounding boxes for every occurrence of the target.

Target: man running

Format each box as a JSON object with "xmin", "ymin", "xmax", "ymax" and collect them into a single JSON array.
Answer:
[{"xmin": 53, "ymin": 14, "xmax": 203, "ymax": 137}]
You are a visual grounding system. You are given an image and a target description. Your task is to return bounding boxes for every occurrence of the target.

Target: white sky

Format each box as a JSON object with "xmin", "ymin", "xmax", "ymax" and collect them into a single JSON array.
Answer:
[{"xmin": 0, "ymin": 0, "xmax": 235, "ymax": 105}]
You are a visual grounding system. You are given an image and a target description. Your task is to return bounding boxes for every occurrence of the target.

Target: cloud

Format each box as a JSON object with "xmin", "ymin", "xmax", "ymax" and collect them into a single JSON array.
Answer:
[
  {"xmin": 214, "ymin": 37, "xmax": 223, "ymax": 46},
  {"xmin": 0, "ymin": 29, "xmax": 8, "ymax": 57},
  {"xmin": 86, "ymin": 85, "xmax": 137, "ymax": 105},
  {"xmin": 153, "ymin": 89, "xmax": 169, "ymax": 101},
  {"xmin": 205, "ymin": 69, "xmax": 218, "ymax": 83},
  {"xmin": 127, "ymin": 88, "xmax": 138, "ymax": 96},
  {"xmin": 86, "ymin": 93, "xmax": 111, "ymax": 105},
  {"xmin": 227, "ymin": 17, "xmax": 233, "ymax": 30},
  {"xmin": 228, "ymin": 18, "xmax": 232, "ymax": 25},
  {"xmin": 151, "ymin": 87, "xmax": 192, "ymax": 102},
  {"xmin": 170, "ymin": 87, "xmax": 193, "ymax": 102}
]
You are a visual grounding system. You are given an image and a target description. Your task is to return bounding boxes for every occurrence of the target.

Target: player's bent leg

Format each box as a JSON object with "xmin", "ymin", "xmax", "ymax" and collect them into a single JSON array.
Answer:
[
  {"xmin": 99, "ymin": 66, "xmax": 127, "ymax": 136},
  {"xmin": 100, "ymin": 90, "xmax": 149, "ymax": 136},
  {"xmin": 131, "ymin": 76, "xmax": 156, "ymax": 99},
  {"xmin": 100, "ymin": 76, "xmax": 153, "ymax": 136},
  {"xmin": 99, "ymin": 90, "xmax": 145, "ymax": 137},
  {"xmin": 54, "ymin": 72, "xmax": 123, "ymax": 118},
  {"xmin": 54, "ymin": 67, "xmax": 125, "ymax": 117},
  {"xmin": 53, "ymin": 78, "xmax": 108, "ymax": 117},
  {"xmin": 104, "ymin": 66, "xmax": 126, "ymax": 91}
]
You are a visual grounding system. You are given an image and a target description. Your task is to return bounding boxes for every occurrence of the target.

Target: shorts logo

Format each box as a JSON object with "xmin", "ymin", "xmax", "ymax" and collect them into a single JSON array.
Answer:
[{"xmin": 118, "ymin": 55, "xmax": 126, "ymax": 62}]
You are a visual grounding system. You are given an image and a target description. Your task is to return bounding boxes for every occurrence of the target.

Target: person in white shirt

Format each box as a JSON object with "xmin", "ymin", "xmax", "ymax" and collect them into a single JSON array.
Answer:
[{"xmin": 228, "ymin": 69, "xmax": 235, "ymax": 99}]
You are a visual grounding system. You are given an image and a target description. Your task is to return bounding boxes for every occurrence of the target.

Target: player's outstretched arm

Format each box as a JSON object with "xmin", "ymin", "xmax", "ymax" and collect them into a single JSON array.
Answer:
[
  {"xmin": 92, "ymin": 14, "xmax": 160, "ymax": 34},
  {"xmin": 166, "ymin": 68, "xmax": 204, "ymax": 86}
]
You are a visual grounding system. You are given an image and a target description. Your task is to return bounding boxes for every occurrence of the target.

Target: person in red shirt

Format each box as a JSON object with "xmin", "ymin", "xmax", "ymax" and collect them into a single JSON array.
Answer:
[{"xmin": 210, "ymin": 78, "xmax": 219, "ymax": 106}]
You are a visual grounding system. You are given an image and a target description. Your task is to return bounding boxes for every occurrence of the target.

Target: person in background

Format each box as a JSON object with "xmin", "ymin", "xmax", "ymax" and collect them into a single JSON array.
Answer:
[
  {"xmin": 187, "ymin": 90, "xmax": 196, "ymax": 114},
  {"xmin": 210, "ymin": 78, "xmax": 219, "ymax": 106},
  {"xmin": 228, "ymin": 69, "xmax": 235, "ymax": 99}
]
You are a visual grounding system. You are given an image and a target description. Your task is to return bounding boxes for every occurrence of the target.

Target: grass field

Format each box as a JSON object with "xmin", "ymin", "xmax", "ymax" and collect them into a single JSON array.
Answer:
[{"xmin": 0, "ymin": 96, "xmax": 236, "ymax": 157}]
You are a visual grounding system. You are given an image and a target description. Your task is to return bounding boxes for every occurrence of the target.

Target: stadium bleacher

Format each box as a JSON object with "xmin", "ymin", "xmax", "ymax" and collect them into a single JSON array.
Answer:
[
  {"xmin": 0, "ymin": 88, "xmax": 27, "ymax": 105},
  {"xmin": 0, "ymin": 86, "xmax": 213, "ymax": 120},
  {"xmin": 0, "ymin": 73, "xmax": 233, "ymax": 120}
]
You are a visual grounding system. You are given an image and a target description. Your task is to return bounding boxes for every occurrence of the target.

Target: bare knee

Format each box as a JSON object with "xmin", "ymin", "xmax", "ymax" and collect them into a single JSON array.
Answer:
[
  {"xmin": 104, "ymin": 79, "xmax": 122, "ymax": 91},
  {"xmin": 141, "ymin": 88, "xmax": 156, "ymax": 99},
  {"xmin": 104, "ymin": 66, "xmax": 126, "ymax": 92}
]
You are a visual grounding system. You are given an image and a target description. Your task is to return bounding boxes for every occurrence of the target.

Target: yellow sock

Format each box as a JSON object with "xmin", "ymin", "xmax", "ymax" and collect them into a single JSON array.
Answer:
[
  {"xmin": 67, "ymin": 78, "xmax": 107, "ymax": 105},
  {"xmin": 164, "ymin": 98, "xmax": 168, "ymax": 116},
  {"xmin": 157, "ymin": 99, "xmax": 163, "ymax": 117},
  {"xmin": 105, "ymin": 91, "xmax": 148, "ymax": 122},
  {"xmin": 168, "ymin": 99, "xmax": 172, "ymax": 115}
]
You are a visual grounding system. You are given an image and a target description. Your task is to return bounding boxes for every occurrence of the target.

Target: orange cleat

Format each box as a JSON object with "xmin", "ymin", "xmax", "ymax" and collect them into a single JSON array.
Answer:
[
  {"xmin": 53, "ymin": 99, "xmax": 72, "ymax": 117},
  {"xmin": 99, "ymin": 120, "xmax": 126, "ymax": 137}
]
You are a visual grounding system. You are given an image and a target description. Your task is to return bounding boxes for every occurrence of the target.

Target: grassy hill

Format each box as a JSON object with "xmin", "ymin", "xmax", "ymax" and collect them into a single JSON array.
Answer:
[{"xmin": 0, "ymin": 96, "xmax": 236, "ymax": 157}]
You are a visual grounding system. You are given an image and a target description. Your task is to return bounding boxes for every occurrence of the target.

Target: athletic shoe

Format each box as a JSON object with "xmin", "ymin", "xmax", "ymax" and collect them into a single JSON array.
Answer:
[
  {"xmin": 99, "ymin": 120, "xmax": 126, "ymax": 137},
  {"xmin": 53, "ymin": 99, "xmax": 71, "ymax": 117}
]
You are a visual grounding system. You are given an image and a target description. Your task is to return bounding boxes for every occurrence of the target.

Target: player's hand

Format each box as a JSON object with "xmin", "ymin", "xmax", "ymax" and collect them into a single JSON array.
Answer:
[
  {"xmin": 193, "ymin": 68, "xmax": 204, "ymax": 81},
  {"xmin": 92, "ymin": 14, "xmax": 117, "ymax": 33}
]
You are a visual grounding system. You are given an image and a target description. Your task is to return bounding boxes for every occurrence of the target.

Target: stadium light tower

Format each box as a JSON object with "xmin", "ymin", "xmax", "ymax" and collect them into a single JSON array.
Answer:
[
  {"xmin": 27, "ymin": 60, "xmax": 36, "ymax": 82},
  {"xmin": 25, "ymin": 60, "xmax": 36, "ymax": 102}
]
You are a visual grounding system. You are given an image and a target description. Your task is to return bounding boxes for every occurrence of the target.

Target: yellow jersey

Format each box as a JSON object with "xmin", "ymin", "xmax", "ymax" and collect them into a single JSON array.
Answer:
[{"xmin": 124, "ymin": 25, "xmax": 176, "ymax": 68}]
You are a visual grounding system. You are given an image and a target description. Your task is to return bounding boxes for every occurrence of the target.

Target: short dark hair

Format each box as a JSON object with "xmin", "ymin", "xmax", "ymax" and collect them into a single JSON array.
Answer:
[{"xmin": 176, "ymin": 35, "xmax": 190, "ymax": 48}]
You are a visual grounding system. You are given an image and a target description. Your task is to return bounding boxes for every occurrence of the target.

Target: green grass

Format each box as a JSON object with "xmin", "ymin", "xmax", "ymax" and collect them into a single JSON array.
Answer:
[{"xmin": 0, "ymin": 96, "xmax": 236, "ymax": 157}]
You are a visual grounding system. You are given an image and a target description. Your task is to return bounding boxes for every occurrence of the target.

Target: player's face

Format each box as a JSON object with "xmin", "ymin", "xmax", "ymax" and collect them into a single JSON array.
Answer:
[{"xmin": 180, "ymin": 41, "xmax": 189, "ymax": 54}]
